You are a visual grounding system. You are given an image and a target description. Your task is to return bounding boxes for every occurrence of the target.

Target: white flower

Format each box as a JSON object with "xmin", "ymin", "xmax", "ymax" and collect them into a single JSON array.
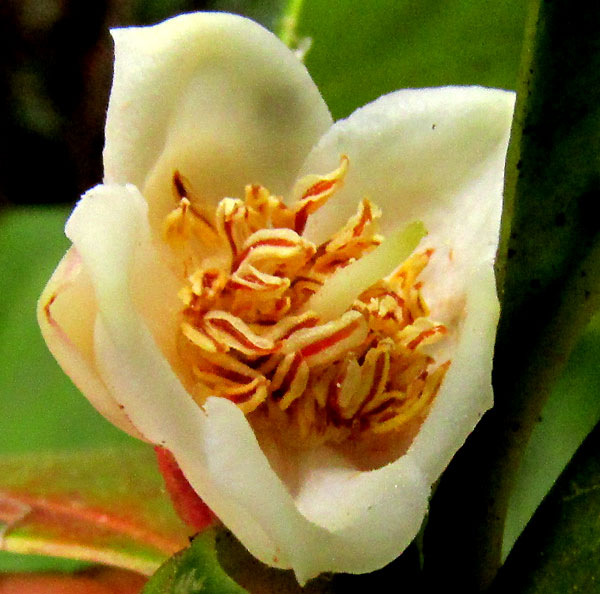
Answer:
[{"xmin": 38, "ymin": 12, "xmax": 514, "ymax": 583}]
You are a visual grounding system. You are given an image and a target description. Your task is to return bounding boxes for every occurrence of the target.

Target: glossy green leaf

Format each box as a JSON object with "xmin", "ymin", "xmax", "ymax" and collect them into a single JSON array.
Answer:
[
  {"xmin": 491, "ymin": 418, "xmax": 600, "ymax": 593},
  {"xmin": 424, "ymin": 0, "xmax": 600, "ymax": 589},
  {"xmin": 503, "ymin": 310, "xmax": 600, "ymax": 559},
  {"xmin": 0, "ymin": 446, "xmax": 190, "ymax": 575},
  {"xmin": 141, "ymin": 531, "xmax": 249, "ymax": 594}
]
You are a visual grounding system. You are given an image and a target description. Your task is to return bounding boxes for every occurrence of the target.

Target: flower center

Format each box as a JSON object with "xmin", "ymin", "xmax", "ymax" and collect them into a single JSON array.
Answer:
[{"xmin": 164, "ymin": 157, "xmax": 450, "ymax": 448}]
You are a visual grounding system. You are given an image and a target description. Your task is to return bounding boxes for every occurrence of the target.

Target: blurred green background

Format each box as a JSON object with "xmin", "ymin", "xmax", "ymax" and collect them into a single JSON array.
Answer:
[{"xmin": 2, "ymin": 0, "xmax": 598, "ymax": 578}]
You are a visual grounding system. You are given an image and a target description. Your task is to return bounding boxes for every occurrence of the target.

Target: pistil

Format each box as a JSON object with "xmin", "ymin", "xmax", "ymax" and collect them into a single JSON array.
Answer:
[{"xmin": 304, "ymin": 220, "xmax": 426, "ymax": 321}]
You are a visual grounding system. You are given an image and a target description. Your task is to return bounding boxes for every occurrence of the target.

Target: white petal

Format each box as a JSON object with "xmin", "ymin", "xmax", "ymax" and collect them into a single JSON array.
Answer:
[
  {"xmin": 300, "ymin": 85, "xmax": 514, "ymax": 265},
  {"xmin": 37, "ymin": 247, "xmax": 144, "ymax": 439},
  {"xmin": 408, "ymin": 262, "xmax": 498, "ymax": 482},
  {"xmin": 298, "ymin": 86, "xmax": 510, "ymax": 542},
  {"xmin": 294, "ymin": 446, "xmax": 429, "ymax": 575},
  {"xmin": 65, "ymin": 184, "xmax": 314, "ymax": 573},
  {"xmin": 104, "ymin": 12, "xmax": 333, "ymax": 228}
]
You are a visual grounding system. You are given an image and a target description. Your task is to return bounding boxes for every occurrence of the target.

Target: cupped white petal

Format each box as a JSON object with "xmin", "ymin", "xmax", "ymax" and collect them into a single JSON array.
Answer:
[
  {"xmin": 300, "ymin": 85, "xmax": 514, "ymax": 262},
  {"xmin": 65, "ymin": 184, "xmax": 315, "ymax": 573},
  {"xmin": 294, "ymin": 446, "xmax": 429, "ymax": 576},
  {"xmin": 104, "ymin": 12, "xmax": 333, "ymax": 228},
  {"xmin": 408, "ymin": 262, "xmax": 498, "ymax": 482},
  {"xmin": 297, "ymin": 85, "xmax": 511, "ymax": 535},
  {"xmin": 37, "ymin": 247, "xmax": 144, "ymax": 439}
]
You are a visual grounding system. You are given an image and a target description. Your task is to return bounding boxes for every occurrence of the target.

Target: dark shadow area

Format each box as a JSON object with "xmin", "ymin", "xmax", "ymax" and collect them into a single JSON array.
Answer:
[{"xmin": 0, "ymin": 0, "xmax": 212, "ymax": 209}]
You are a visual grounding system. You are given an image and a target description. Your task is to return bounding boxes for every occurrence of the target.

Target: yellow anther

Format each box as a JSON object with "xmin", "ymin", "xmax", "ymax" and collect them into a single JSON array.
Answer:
[{"xmin": 164, "ymin": 157, "xmax": 449, "ymax": 450}]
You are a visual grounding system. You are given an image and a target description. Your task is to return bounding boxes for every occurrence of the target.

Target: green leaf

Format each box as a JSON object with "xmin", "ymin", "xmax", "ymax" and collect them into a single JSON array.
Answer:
[
  {"xmin": 503, "ymin": 310, "xmax": 600, "ymax": 559},
  {"xmin": 142, "ymin": 531, "xmax": 249, "ymax": 594},
  {"xmin": 277, "ymin": 0, "xmax": 304, "ymax": 48},
  {"xmin": 292, "ymin": 0, "xmax": 528, "ymax": 119},
  {"xmin": 0, "ymin": 446, "xmax": 190, "ymax": 575},
  {"xmin": 424, "ymin": 0, "xmax": 600, "ymax": 589},
  {"xmin": 491, "ymin": 418, "xmax": 600, "ymax": 593}
]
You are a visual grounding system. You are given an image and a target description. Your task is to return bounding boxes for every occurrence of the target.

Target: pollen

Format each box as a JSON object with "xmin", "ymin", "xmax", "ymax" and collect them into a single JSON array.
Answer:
[{"xmin": 165, "ymin": 156, "xmax": 450, "ymax": 448}]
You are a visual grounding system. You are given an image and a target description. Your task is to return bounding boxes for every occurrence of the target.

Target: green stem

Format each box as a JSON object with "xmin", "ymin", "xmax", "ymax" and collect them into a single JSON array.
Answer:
[
  {"xmin": 277, "ymin": 0, "xmax": 305, "ymax": 48},
  {"xmin": 423, "ymin": 0, "xmax": 600, "ymax": 590}
]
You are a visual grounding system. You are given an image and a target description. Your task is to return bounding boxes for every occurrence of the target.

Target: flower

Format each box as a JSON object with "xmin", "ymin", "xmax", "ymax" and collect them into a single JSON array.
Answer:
[{"xmin": 38, "ymin": 11, "xmax": 514, "ymax": 583}]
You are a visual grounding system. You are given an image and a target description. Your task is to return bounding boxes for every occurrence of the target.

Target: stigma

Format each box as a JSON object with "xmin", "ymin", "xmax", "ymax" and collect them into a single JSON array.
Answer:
[{"xmin": 163, "ymin": 157, "xmax": 450, "ymax": 447}]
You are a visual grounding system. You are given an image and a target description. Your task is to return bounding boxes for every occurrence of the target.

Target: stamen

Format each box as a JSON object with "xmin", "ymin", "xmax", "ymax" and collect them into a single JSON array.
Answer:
[
  {"xmin": 203, "ymin": 311, "xmax": 276, "ymax": 356},
  {"xmin": 233, "ymin": 228, "xmax": 315, "ymax": 276},
  {"xmin": 271, "ymin": 353, "xmax": 310, "ymax": 410},
  {"xmin": 165, "ymin": 157, "xmax": 450, "ymax": 451},
  {"xmin": 291, "ymin": 155, "xmax": 349, "ymax": 234},
  {"xmin": 284, "ymin": 311, "xmax": 368, "ymax": 367}
]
